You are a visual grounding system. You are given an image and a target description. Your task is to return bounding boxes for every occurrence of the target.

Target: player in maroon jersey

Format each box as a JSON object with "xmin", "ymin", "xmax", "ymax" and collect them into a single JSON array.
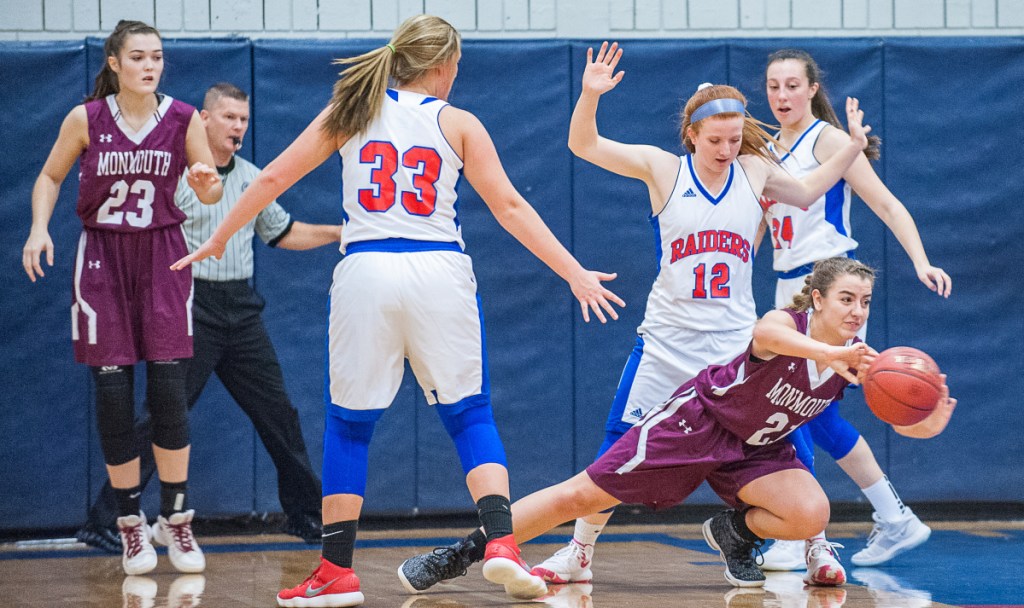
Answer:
[
  {"xmin": 21, "ymin": 20, "xmax": 221, "ymax": 576},
  {"xmin": 422, "ymin": 257, "xmax": 955, "ymax": 597}
]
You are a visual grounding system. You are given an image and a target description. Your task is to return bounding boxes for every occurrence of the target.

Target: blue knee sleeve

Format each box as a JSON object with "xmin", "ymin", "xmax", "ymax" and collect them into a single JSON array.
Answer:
[
  {"xmin": 787, "ymin": 425, "xmax": 816, "ymax": 476},
  {"xmin": 436, "ymin": 403, "xmax": 507, "ymax": 474},
  {"xmin": 807, "ymin": 401, "xmax": 861, "ymax": 460},
  {"xmin": 322, "ymin": 412, "xmax": 376, "ymax": 497}
]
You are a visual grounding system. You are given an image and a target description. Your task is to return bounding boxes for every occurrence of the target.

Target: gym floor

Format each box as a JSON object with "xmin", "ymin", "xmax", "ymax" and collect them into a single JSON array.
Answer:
[{"xmin": 2, "ymin": 519, "xmax": 1022, "ymax": 607}]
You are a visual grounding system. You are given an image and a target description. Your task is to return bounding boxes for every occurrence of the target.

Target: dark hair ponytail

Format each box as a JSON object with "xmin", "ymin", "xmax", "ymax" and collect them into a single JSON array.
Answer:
[
  {"xmin": 86, "ymin": 20, "xmax": 161, "ymax": 102},
  {"xmin": 766, "ymin": 49, "xmax": 881, "ymax": 161}
]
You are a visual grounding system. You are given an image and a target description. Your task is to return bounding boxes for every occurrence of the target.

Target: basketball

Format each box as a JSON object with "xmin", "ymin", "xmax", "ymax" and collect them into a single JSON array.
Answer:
[{"xmin": 863, "ymin": 347, "xmax": 943, "ymax": 426}]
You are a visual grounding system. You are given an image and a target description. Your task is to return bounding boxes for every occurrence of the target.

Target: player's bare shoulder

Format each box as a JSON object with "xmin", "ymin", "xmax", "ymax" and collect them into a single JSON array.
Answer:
[
  {"xmin": 811, "ymin": 122, "xmax": 850, "ymax": 162},
  {"xmin": 737, "ymin": 153, "xmax": 774, "ymax": 193}
]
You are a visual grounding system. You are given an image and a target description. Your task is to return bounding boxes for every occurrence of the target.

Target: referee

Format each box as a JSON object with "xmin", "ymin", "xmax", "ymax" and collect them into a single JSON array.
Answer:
[{"xmin": 76, "ymin": 83, "xmax": 341, "ymax": 552}]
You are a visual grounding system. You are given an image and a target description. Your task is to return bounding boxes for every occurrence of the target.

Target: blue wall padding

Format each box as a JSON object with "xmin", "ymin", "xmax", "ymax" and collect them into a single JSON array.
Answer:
[{"xmin": 0, "ymin": 37, "xmax": 1020, "ymax": 530}]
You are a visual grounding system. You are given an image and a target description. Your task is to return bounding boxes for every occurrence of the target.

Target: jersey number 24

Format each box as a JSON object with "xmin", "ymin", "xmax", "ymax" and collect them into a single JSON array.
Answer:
[{"xmin": 359, "ymin": 141, "xmax": 441, "ymax": 216}]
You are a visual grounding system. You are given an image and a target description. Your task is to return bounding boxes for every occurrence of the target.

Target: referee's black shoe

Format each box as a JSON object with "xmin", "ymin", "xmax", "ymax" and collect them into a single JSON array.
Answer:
[
  {"xmin": 283, "ymin": 512, "xmax": 323, "ymax": 544},
  {"xmin": 75, "ymin": 521, "xmax": 122, "ymax": 554}
]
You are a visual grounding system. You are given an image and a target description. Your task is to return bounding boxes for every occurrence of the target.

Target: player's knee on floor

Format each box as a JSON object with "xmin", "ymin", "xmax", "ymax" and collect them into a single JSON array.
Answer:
[
  {"xmin": 435, "ymin": 401, "xmax": 507, "ymax": 474},
  {"xmin": 146, "ymin": 360, "xmax": 190, "ymax": 450},
  {"xmin": 322, "ymin": 412, "xmax": 377, "ymax": 497},
  {"xmin": 807, "ymin": 402, "xmax": 861, "ymax": 461},
  {"xmin": 92, "ymin": 365, "xmax": 137, "ymax": 465}
]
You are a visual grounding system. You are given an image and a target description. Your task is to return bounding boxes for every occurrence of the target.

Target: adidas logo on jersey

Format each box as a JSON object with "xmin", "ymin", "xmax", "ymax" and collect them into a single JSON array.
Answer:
[
  {"xmin": 682, "ymin": 188, "xmax": 697, "ymax": 198},
  {"xmin": 628, "ymin": 407, "xmax": 644, "ymax": 420}
]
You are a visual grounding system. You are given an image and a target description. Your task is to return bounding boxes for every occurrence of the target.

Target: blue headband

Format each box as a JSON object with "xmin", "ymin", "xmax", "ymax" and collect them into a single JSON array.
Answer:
[{"xmin": 690, "ymin": 98, "xmax": 745, "ymax": 124}]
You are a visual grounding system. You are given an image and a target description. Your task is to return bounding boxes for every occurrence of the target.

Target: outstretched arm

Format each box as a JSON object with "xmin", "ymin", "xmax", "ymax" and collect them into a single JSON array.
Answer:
[
  {"xmin": 892, "ymin": 376, "xmax": 956, "ymax": 438},
  {"xmin": 840, "ymin": 153, "xmax": 951, "ymax": 297},
  {"xmin": 457, "ymin": 109, "xmax": 625, "ymax": 323},
  {"xmin": 568, "ymin": 42, "xmax": 676, "ymax": 193},
  {"xmin": 762, "ymin": 97, "xmax": 871, "ymax": 208},
  {"xmin": 751, "ymin": 310, "xmax": 875, "ymax": 384},
  {"xmin": 173, "ymin": 107, "xmax": 342, "ymax": 269},
  {"xmin": 23, "ymin": 105, "xmax": 89, "ymax": 282},
  {"xmin": 276, "ymin": 221, "xmax": 343, "ymax": 251}
]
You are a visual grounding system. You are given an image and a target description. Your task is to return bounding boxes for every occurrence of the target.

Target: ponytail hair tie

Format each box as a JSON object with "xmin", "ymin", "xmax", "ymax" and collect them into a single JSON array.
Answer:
[{"xmin": 386, "ymin": 43, "xmax": 396, "ymax": 54}]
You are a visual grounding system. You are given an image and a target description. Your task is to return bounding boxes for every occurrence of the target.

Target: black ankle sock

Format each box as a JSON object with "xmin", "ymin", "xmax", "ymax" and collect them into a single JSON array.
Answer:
[
  {"xmin": 466, "ymin": 528, "xmax": 488, "ymax": 562},
  {"xmin": 730, "ymin": 509, "xmax": 764, "ymax": 544},
  {"xmin": 160, "ymin": 480, "xmax": 188, "ymax": 518},
  {"xmin": 476, "ymin": 495, "xmax": 513, "ymax": 542},
  {"xmin": 113, "ymin": 485, "xmax": 141, "ymax": 518},
  {"xmin": 322, "ymin": 520, "xmax": 358, "ymax": 568}
]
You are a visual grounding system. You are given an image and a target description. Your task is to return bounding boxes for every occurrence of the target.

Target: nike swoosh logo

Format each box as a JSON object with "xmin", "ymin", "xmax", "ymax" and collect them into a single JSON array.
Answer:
[{"xmin": 305, "ymin": 579, "xmax": 338, "ymax": 597}]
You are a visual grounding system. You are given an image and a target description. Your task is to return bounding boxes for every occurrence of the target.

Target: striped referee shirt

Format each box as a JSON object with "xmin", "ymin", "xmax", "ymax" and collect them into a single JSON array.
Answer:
[{"xmin": 177, "ymin": 155, "xmax": 292, "ymax": 281}]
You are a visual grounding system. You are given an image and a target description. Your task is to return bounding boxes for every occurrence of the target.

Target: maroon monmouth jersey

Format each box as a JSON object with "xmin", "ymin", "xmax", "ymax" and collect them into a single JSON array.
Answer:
[
  {"xmin": 677, "ymin": 308, "xmax": 858, "ymax": 446},
  {"xmin": 77, "ymin": 94, "xmax": 192, "ymax": 231}
]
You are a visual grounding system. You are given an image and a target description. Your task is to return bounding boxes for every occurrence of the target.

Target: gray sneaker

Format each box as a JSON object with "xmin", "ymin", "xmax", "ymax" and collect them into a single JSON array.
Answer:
[
  {"xmin": 398, "ymin": 538, "xmax": 478, "ymax": 593},
  {"xmin": 851, "ymin": 509, "xmax": 931, "ymax": 566},
  {"xmin": 702, "ymin": 511, "xmax": 766, "ymax": 588}
]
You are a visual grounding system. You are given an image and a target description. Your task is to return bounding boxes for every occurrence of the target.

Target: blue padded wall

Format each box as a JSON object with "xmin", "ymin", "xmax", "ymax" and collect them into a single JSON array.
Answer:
[{"xmin": 1, "ymin": 37, "xmax": 1021, "ymax": 531}]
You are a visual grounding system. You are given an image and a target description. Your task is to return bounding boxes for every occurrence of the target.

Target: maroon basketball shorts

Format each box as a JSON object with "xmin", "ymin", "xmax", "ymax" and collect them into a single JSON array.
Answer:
[
  {"xmin": 71, "ymin": 225, "xmax": 193, "ymax": 366},
  {"xmin": 586, "ymin": 389, "xmax": 807, "ymax": 510}
]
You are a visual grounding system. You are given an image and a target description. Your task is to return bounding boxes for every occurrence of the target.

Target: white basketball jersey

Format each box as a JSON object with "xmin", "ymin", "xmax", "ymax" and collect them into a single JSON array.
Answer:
[
  {"xmin": 338, "ymin": 89, "xmax": 465, "ymax": 252},
  {"xmin": 640, "ymin": 155, "xmax": 761, "ymax": 333},
  {"xmin": 765, "ymin": 120, "xmax": 858, "ymax": 273}
]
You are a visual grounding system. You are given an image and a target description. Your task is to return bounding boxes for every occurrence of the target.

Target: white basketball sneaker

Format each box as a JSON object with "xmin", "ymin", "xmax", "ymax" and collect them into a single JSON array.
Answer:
[
  {"xmin": 152, "ymin": 510, "xmax": 206, "ymax": 573},
  {"xmin": 803, "ymin": 539, "xmax": 846, "ymax": 586},
  {"xmin": 531, "ymin": 540, "xmax": 594, "ymax": 584},
  {"xmin": 851, "ymin": 509, "xmax": 931, "ymax": 566},
  {"xmin": 117, "ymin": 512, "xmax": 157, "ymax": 576},
  {"xmin": 168, "ymin": 574, "xmax": 206, "ymax": 608},
  {"xmin": 760, "ymin": 539, "xmax": 807, "ymax": 571}
]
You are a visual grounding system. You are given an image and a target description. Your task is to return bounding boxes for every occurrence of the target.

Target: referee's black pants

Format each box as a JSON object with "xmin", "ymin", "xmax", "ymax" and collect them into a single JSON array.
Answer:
[{"xmin": 85, "ymin": 279, "xmax": 322, "ymax": 526}]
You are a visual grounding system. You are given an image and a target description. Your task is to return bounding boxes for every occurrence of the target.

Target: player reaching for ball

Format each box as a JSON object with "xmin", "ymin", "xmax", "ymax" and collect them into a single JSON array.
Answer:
[
  {"xmin": 756, "ymin": 49, "xmax": 953, "ymax": 576},
  {"xmin": 399, "ymin": 256, "xmax": 955, "ymax": 598}
]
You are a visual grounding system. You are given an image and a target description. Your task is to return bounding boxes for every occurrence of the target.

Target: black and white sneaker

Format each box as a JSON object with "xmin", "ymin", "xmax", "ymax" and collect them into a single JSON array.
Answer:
[
  {"xmin": 76, "ymin": 521, "xmax": 122, "ymax": 554},
  {"xmin": 702, "ymin": 510, "xmax": 766, "ymax": 588},
  {"xmin": 398, "ymin": 538, "xmax": 479, "ymax": 593}
]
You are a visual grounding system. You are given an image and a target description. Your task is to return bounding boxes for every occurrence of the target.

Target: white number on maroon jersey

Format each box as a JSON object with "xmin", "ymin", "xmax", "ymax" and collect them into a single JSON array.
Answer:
[
  {"xmin": 96, "ymin": 179, "xmax": 155, "ymax": 227},
  {"xmin": 746, "ymin": 412, "xmax": 798, "ymax": 446}
]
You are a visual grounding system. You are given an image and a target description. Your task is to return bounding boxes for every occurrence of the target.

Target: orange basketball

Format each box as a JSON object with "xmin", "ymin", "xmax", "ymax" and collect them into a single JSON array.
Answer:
[{"xmin": 863, "ymin": 347, "xmax": 942, "ymax": 426}]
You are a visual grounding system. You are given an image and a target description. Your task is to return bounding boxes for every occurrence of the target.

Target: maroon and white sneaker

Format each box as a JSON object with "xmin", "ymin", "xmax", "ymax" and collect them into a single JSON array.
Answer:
[
  {"xmin": 804, "ymin": 539, "xmax": 846, "ymax": 586},
  {"xmin": 117, "ymin": 512, "xmax": 157, "ymax": 576},
  {"xmin": 152, "ymin": 510, "xmax": 205, "ymax": 573}
]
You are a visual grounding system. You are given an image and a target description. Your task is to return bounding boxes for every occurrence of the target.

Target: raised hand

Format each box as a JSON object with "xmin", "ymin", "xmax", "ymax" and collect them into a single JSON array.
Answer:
[
  {"xmin": 845, "ymin": 97, "xmax": 872, "ymax": 151},
  {"xmin": 186, "ymin": 162, "xmax": 220, "ymax": 193},
  {"xmin": 569, "ymin": 269, "xmax": 625, "ymax": 323},
  {"xmin": 582, "ymin": 41, "xmax": 625, "ymax": 96}
]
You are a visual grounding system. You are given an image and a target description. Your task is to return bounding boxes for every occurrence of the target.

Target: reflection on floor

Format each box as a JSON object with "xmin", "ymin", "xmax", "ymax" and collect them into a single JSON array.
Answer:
[{"xmin": 1, "ymin": 521, "xmax": 1021, "ymax": 607}]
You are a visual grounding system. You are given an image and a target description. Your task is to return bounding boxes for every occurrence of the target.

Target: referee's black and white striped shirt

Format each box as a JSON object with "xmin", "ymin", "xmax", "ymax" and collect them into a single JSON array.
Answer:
[{"xmin": 176, "ymin": 155, "xmax": 292, "ymax": 281}]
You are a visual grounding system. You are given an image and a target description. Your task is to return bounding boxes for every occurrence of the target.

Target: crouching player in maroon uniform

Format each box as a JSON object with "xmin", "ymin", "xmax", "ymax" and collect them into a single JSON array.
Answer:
[
  {"xmin": 22, "ymin": 20, "xmax": 222, "ymax": 577},
  {"xmin": 417, "ymin": 256, "xmax": 956, "ymax": 598}
]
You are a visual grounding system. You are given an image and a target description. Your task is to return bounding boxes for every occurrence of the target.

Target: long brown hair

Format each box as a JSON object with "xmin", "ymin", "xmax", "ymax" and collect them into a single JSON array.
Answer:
[
  {"xmin": 86, "ymin": 20, "xmax": 162, "ymax": 103},
  {"xmin": 766, "ymin": 49, "xmax": 881, "ymax": 161},
  {"xmin": 679, "ymin": 85, "xmax": 780, "ymax": 164},
  {"xmin": 788, "ymin": 257, "xmax": 876, "ymax": 311},
  {"xmin": 320, "ymin": 14, "xmax": 461, "ymax": 139}
]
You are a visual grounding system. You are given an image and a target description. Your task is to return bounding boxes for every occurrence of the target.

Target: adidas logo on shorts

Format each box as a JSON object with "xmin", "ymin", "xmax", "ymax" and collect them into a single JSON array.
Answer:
[{"xmin": 629, "ymin": 407, "xmax": 644, "ymax": 420}]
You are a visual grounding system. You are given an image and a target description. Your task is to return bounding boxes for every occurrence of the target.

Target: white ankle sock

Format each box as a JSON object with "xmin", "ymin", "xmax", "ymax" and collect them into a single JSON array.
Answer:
[
  {"xmin": 573, "ymin": 519, "xmax": 605, "ymax": 547},
  {"xmin": 862, "ymin": 476, "xmax": 907, "ymax": 522}
]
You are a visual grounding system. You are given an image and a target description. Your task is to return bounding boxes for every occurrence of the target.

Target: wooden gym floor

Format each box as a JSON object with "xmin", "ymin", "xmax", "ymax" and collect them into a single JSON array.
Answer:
[{"xmin": 2, "ymin": 520, "xmax": 1022, "ymax": 607}]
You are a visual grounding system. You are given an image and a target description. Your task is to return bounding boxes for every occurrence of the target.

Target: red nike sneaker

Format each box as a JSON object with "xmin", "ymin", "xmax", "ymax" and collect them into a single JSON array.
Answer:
[{"xmin": 277, "ymin": 557, "xmax": 363, "ymax": 607}]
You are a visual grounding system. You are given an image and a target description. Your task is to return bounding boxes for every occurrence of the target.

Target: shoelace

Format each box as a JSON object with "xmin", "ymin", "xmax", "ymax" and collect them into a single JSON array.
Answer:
[
  {"xmin": 807, "ymin": 540, "xmax": 845, "ymax": 561},
  {"xmin": 554, "ymin": 540, "xmax": 587, "ymax": 560},
  {"xmin": 122, "ymin": 523, "xmax": 145, "ymax": 558},
  {"xmin": 427, "ymin": 546, "xmax": 468, "ymax": 580},
  {"xmin": 751, "ymin": 540, "xmax": 766, "ymax": 566},
  {"xmin": 865, "ymin": 523, "xmax": 884, "ymax": 546},
  {"xmin": 166, "ymin": 521, "xmax": 196, "ymax": 552}
]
